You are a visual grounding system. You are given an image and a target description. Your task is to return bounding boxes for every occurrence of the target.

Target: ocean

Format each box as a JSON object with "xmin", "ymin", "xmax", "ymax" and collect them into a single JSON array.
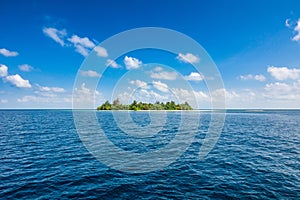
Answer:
[{"xmin": 0, "ymin": 110, "xmax": 299, "ymax": 199}]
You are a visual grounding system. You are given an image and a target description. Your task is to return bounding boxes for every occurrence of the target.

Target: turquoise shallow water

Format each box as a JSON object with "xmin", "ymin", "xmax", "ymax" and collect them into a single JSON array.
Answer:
[{"xmin": 0, "ymin": 110, "xmax": 299, "ymax": 199}]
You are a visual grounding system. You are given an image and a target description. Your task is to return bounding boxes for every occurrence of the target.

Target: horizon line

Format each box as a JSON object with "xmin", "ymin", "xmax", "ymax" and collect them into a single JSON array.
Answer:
[{"xmin": 1, "ymin": 108, "xmax": 300, "ymax": 111}]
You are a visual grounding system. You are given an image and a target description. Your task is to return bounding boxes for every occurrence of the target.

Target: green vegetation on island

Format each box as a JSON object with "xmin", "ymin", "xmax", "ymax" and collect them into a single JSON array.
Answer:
[{"xmin": 97, "ymin": 99, "xmax": 193, "ymax": 111}]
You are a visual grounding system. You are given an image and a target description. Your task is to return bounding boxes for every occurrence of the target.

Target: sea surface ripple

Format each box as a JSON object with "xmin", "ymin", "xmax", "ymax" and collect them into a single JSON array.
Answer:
[{"xmin": 0, "ymin": 110, "xmax": 299, "ymax": 199}]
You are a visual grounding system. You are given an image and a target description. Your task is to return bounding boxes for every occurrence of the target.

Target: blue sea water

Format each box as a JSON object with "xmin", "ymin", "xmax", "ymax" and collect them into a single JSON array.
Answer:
[{"xmin": 0, "ymin": 110, "xmax": 299, "ymax": 199}]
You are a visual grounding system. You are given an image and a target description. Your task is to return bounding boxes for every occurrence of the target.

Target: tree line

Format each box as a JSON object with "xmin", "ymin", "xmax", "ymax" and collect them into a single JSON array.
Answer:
[{"xmin": 97, "ymin": 99, "xmax": 193, "ymax": 111}]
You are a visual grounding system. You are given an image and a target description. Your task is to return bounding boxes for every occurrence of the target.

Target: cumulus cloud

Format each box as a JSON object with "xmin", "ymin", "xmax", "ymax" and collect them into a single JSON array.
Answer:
[
  {"xmin": 73, "ymin": 83, "xmax": 102, "ymax": 108},
  {"xmin": 74, "ymin": 45, "xmax": 90, "ymax": 56},
  {"xmin": 154, "ymin": 66, "xmax": 163, "ymax": 72},
  {"xmin": 1, "ymin": 65, "xmax": 32, "ymax": 88},
  {"xmin": 117, "ymin": 89, "xmax": 168, "ymax": 104},
  {"xmin": 176, "ymin": 53, "xmax": 200, "ymax": 64},
  {"xmin": 43, "ymin": 27, "xmax": 67, "ymax": 46},
  {"xmin": 239, "ymin": 74, "xmax": 266, "ymax": 82},
  {"xmin": 115, "ymin": 91, "xmax": 131, "ymax": 103},
  {"xmin": 94, "ymin": 46, "xmax": 108, "ymax": 57},
  {"xmin": 264, "ymin": 81, "xmax": 300, "ymax": 100},
  {"xmin": 17, "ymin": 96, "xmax": 35, "ymax": 103},
  {"xmin": 292, "ymin": 19, "xmax": 300, "ymax": 42},
  {"xmin": 267, "ymin": 66, "xmax": 300, "ymax": 80},
  {"xmin": 152, "ymin": 80, "xmax": 169, "ymax": 93},
  {"xmin": 166, "ymin": 87, "xmax": 260, "ymax": 108},
  {"xmin": 79, "ymin": 70, "xmax": 101, "ymax": 77},
  {"xmin": 68, "ymin": 35, "xmax": 95, "ymax": 48},
  {"xmin": 0, "ymin": 48, "xmax": 19, "ymax": 57},
  {"xmin": 18, "ymin": 64, "xmax": 33, "ymax": 72},
  {"xmin": 209, "ymin": 88, "xmax": 239, "ymax": 107},
  {"xmin": 37, "ymin": 84, "xmax": 65, "ymax": 93},
  {"xmin": 253, "ymin": 75, "xmax": 266, "ymax": 82},
  {"xmin": 68, "ymin": 35, "xmax": 96, "ymax": 56},
  {"xmin": 138, "ymin": 89, "xmax": 168, "ymax": 102},
  {"xmin": 172, "ymin": 88, "xmax": 208, "ymax": 106},
  {"xmin": 105, "ymin": 59, "xmax": 121, "ymax": 68},
  {"xmin": 17, "ymin": 95, "xmax": 71, "ymax": 104},
  {"xmin": 124, "ymin": 56, "xmax": 142, "ymax": 70},
  {"xmin": 0, "ymin": 99, "xmax": 8, "ymax": 103},
  {"xmin": 0, "ymin": 64, "xmax": 8, "ymax": 77},
  {"xmin": 75, "ymin": 83, "xmax": 95, "ymax": 97},
  {"xmin": 150, "ymin": 70, "xmax": 178, "ymax": 80},
  {"xmin": 4, "ymin": 74, "xmax": 31, "ymax": 88},
  {"xmin": 129, "ymin": 79, "xmax": 149, "ymax": 89},
  {"xmin": 265, "ymin": 82, "xmax": 292, "ymax": 93},
  {"xmin": 184, "ymin": 72, "xmax": 204, "ymax": 81}
]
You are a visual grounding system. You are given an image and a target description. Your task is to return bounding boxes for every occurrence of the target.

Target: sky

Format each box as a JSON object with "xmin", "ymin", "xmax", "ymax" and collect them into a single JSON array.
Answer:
[{"xmin": 1, "ymin": 0, "xmax": 300, "ymax": 109}]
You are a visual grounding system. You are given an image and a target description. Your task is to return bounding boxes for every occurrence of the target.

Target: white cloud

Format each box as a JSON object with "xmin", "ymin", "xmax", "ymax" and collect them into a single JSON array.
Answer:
[
  {"xmin": 116, "ymin": 91, "xmax": 131, "ymax": 103},
  {"xmin": 68, "ymin": 35, "xmax": 95, "ymax": 48},
  {"xmin": 0, "ymin": 99, "xmax": 8, "ymax": 103},
  {"xmin": 254, "ymin": 74, "xmax": 266, "ymax": 82},
  {"xmin": 265, "ymin": 82, "xmax": 292, "ymax": 93},
  {"xmin": 150, "ymin": 70, "xmax": 178, "ymax": 80},
  {"xmin": 210, "ymin": 88, "xmax": 227, "ymax": 101},
  {"xmin": 0, "ymin": 48, "xmax": 19, "ymax": 57},
  {"xmin": 172, "ymin": 88, "xmax": 208, "ymax": 105},
  {"xmin": 68, "ymin": 35, "xmax": 96, "ymax": 56},
  {"xmin": 218, "ymin": 89, "xmax": 261, "ymax": 108},
  {"xmin": 37, "ymin": 84, "xmax": 65, "ymax": 93},
  {"xmin": 239, "ymin": 74, "xmax": 266, "ymax": 82},
  {"xmin": 75, "ymin": 83, "xmax": 91, "ymax": 95},
  {"xmin": 184, "ymin": 72, "xmax": 204, "ymax": 81},
  {"xmin": 207, "ymin": 86, "xmax": 300, "ymax": 108},
  {"xmin": 285, "ymin": 18, "xmax": 291, "ymax": 28},
  {"xmin": 94, "ymin": 46, "xmax": 108, "ymax": 57},
  {"xmin": 264, "ymin": 81, "xmax": 300, "ymax": 100},
  {"xmin": 222, "ymin": 89, "xmax": 239, "ymax": 100},
  {"xmin": 117, "ymin": 89, "xmax": 168, "ymax": 104},
  {"xmin": 267, "ymin": 66, "xmax": 300, "ymax": 80},
  {"xmin": 43, "ymin": 27, "xmax": 103, "ymax": 57},
  {"xmin": 106, "ymin": 59, "xmax": 121, "ymax": 68},
  {"xmin": 18, "ymin": 64, "xmax": 33, "ymax": 72},
  {"xmin": 152, "ymin": 80, "xmax": 169, "ymax": 93},
  {"xmin": 124, "ymin": 56, "xmax": 142, "ymax": 70},
  {"xmin": 79, "ymin": 70, "xmax": 101, "ymax": 77},
  {"xmin": 73, "ymin": 83, "xmax": 102, "ymax": 108},
  {"xmin": 172, "ymin": 88, "xmax": 262, "ymax": 108},
  {"xmin": 129, "ymin": 79, "xmax": 149, "ymax": 88},
  {"xmin": 194, "ymin": 90, "xmax": 209, "ymax": 100},
  {"xmin": 17, "ymin": 95, "xmax": 71, "ymax": 103},
  {"xmin": 34, "ymin": 91, "xmax": 58, "ymax": 98},
  {"xmin": 254, "ymin": 75, "xmax": 266, "ymax": 82},
  {"xmin": 208, "ymin": 88, "xmax": 239, "ymax": 108},
  {"xmin": 176, "ymin": 53, "xmax": 200, "ymax": 64},
  {"xmin": 154, "ymin": 66, "xmax": 163, "ymax": 72},
  {"xmin": 17, "ymin": 95, "xmax": 45, "ymax": 103},
  {"xmin": 292, "ymin": 19, "xmax": 300, "ymax": 42},
  {"xmin": 73, "ymin": 45, "xmax": 90, "ymax": 56},
  {"xmin": 147, "ymin": 90, "xmax": 168, "ymax": 100},
  {"xmin": 43, "ymin": 27, "xmax": 67, "ymax": 46},
  {"xmin": 137, "ymin": 89, "xmax": 169, "ymax": 102},
  {"xmin": 0, "ymin": 64, "xmax": 8, "ymax": 77},
  {"xmin": 17, "ymin": 96, "xmax": 36, "ymax": 103},
  {"xmin": 4, "ymin": 74, "xmax": 31, "ymax": 88}
]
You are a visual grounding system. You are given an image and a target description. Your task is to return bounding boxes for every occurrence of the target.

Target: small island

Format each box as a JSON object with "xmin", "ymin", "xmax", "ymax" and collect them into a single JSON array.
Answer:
[{"xmin": 97, "ymin": 99, "xmax": 193, "ymax": 111}]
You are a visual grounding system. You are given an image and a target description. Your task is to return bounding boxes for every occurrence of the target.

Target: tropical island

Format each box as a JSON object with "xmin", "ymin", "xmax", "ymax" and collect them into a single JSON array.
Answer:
[{"xmin": 97, "ymin": 99, "xmax": 193, "ymax": 111}]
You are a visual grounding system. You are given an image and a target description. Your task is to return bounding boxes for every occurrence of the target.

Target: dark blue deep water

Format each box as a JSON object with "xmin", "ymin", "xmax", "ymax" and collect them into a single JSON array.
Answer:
[{"xmin": 0, "ymin": 110, "xmax": 299, "ymax": 199}]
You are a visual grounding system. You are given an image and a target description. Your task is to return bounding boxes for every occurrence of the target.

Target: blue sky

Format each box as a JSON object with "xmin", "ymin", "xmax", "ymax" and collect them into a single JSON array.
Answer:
[{"xmin": 1, "ymin": 0, "xmax": 300, "ymax": 109}]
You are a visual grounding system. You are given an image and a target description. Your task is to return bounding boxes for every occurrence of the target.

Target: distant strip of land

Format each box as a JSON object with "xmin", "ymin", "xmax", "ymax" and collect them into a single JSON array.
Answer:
[{"xmin": 97, "ymin": 99, "xmax": 193, "ymax": 111}]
